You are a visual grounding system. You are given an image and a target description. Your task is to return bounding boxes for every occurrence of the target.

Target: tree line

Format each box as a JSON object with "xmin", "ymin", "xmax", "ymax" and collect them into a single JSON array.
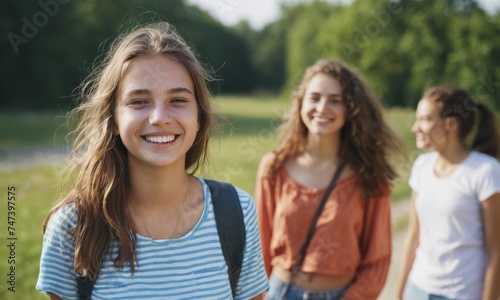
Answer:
[{"xmin": 1, "ymin": 0, "xmax": 499, "ymax": 110}]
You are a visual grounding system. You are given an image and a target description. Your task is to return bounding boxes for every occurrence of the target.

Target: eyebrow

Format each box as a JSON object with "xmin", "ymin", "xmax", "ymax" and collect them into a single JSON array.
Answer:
[
  {"xmin": 308, "ymin": 92, "xmax": 342, "ymax": 97},
  {"xmin": 123, "ymin": 87, "xmax": 194, "ymax": 98}
]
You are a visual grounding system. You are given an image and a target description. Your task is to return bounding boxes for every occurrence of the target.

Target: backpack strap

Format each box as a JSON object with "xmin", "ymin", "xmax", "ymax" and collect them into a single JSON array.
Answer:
[
  {"xmin": 76, "ymin": 274, "xmax": 93, "ymax": 300},
  {"xmin": 206, "ymin": 179, "xmax": 246, "ymax": 299},
  {"xmin": 76, "ymin": 179, "xmax": 246, "ymax": 299}
]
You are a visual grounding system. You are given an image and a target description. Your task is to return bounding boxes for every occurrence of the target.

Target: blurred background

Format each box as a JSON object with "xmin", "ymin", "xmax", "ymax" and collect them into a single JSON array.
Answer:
[
  {"xmin": 2, "ymin": 0, "xmax": 500, "ymax": 111},
  {"xmin": 1, "ymin": 0, "xmax": 499, "ymax": 298}
]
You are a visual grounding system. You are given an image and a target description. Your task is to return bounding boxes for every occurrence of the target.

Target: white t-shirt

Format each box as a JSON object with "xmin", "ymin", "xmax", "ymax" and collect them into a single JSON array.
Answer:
[
  {"xmin": 36, "ymin": 178, "xmax": 269, "ymax": 299},
  {"xmin": 408, "ymin": 151, "xmax": 500, "ymax": 299}
]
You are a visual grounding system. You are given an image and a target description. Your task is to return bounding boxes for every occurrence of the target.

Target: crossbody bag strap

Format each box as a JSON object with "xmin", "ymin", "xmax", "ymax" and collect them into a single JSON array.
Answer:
[{"xmin": 289, "ymin": 161, "xmax": 346, "ymax": 282}]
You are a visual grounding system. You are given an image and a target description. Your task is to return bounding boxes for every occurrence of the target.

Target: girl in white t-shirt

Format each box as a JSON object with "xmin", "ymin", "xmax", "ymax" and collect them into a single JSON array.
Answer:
[{"xmin": 397, "ymin": 86, "xmax": 500, "ymax": 300}]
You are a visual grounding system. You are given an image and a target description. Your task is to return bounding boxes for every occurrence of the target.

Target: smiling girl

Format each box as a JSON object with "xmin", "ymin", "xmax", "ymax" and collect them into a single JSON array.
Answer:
[
  {"xmin": 255, "ymin": 59, "xmax": 406, "ymax": 300},
  {"xmin": 36, "ymin": 22, "xmax": 268, "ymax": 300},
  {"xmin": 397, "ymin": 86, "xmax": 500, "ymax": 300}
]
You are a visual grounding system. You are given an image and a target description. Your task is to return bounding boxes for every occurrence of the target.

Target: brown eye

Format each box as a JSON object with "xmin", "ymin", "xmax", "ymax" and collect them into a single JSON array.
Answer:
[{"xmin": 129, "ymin": 99, "xmax": 148, "ymax": 105}]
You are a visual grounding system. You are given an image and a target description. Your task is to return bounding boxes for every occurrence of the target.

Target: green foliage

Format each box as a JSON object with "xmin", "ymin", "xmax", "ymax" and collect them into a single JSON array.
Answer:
[
  {"xmin": 0, "ymin": 111, "xmax": 68, "ymax": 151},
  {"xmin": 280, "ymin": 0, "xmax": 500, "ymax": 109},
  {"xmin": 0, "ymin": 165, "xmax": 64, "ymax": 300},
  {"xmin": 1, "ymin": 0, "xmax": 253, "ymax": 111},
  {"xmin": 2, "ymin": 0, "xmax": 499, "ymax": 111}
]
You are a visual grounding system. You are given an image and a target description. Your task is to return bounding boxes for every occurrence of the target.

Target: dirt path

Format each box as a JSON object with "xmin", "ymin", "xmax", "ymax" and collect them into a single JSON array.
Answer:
[
  {"xmin": 378, "ymin": 198, "xmax": 411, "ymax": 300},
  {"xmin": 0, "ymin": 147, "xmax": 68, "ymax": 172}
]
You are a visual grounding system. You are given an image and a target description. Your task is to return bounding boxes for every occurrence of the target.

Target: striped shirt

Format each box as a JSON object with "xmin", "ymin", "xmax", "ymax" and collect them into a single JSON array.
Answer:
[{"xmin": 36, "ymin": 178, "xmax": 268, "ymax": 299}]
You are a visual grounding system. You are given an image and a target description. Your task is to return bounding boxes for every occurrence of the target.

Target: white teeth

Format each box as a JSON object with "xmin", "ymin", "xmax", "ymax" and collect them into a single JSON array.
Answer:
[
  {"xmin": 313, "ymin": 116, "xmax": 331, "ymax": 122},
  {"xmin": 145, "ymin": 135, "xmax": 175, "ymax": 143}
]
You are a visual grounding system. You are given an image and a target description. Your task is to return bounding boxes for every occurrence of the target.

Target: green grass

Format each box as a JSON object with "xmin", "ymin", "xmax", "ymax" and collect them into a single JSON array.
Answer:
[
  {"xmin": 0, "ymin": 111, "xmax": 69, "ymax": 154},
  {"xmin": 0, "ymin": 95, "xmax": 419, "ymax": 298},
  {"xmin": 0, "ymin": 165, "xmax": 65, "ymax": 300},
  {"xmin": 203, "ymin": 97, "xmax": 419, "ymax": 198},
  {"xmin": 200, "ymin": 96, "xmax": 290, "ymax": 193}
]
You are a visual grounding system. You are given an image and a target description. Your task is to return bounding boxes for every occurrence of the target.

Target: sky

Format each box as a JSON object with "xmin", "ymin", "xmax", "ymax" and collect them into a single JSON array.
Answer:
[{"xmin": 186, "ymin": 0, "xmax": 500, "ymax": 29}]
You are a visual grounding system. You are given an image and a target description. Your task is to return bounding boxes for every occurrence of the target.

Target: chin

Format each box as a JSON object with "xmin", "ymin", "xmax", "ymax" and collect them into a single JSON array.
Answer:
[{"xmin": 415, "ymin": 142, "xmax": 432, "ymax": 150}]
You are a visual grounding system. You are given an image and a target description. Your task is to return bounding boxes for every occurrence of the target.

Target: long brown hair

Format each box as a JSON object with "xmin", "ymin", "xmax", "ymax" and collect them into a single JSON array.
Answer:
[
  {"xmin": 423, "ymin": 85, "xmax": 499, "ymax": 158},
  {"xmin": 269, "ymin": 59, "xmax": 406, "ymax": 198},
  {"xmin": 43, "ymin": 22, "xmax": 218, "ymax": 280}
]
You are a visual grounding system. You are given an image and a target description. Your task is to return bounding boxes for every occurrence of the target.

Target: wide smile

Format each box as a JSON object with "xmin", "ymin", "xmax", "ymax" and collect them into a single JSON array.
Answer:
[
  {"xmin": 143, "ymin": 135, "xmax": 178, "ymax": 144},
  {"xmin": 312, "ymin": 115, "xmax": 334, "ymax": 123}
]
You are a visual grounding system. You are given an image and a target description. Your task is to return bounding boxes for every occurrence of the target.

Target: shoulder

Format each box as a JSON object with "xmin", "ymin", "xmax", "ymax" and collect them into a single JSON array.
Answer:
[
  {"xmin": 235, "ymin": 187, "xmax": 255, "ymax": 213},
  {"xmin": 42, "ymin": 203, "xmax": 78, "ymax": 251},
  {"xmin": 257, "ymin": 152, "xmax": 276, "ymax": 172},
  {"xmin": 464, "ymin": 151, "xmax": 500, "ymax": 184},
  {"xmin": 201, "ymin": 178, "xmax": 255, "ymax": 214},
  {"xmin": 46, "ymin": 203, "xmax": 78, "ymax": 233},
  {"xmin": 257, "ymin": 152, "xmax": 282, "ymax": 183},
  {"xmin": 413, "ymin": 151, "xmax": 437, "ymax": 167},
  {"xmin": 410, "ymin": 151, "xmax": 437, "ymax": 175},
  {"xmin": 464, "ymin": 152, "xmax": 500, "ymax": 201},
  {"xmin": 466, "ymin": 151, "xmax": 500, "ymax": 171},
  {"xmin": 408, "ymin": 151, "xmax": 436, "ymax": 191}
]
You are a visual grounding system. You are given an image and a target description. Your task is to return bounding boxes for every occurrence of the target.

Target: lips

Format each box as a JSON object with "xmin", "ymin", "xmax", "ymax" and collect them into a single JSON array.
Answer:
[
  {"xmin": 144, "ymin": 135, "xmax": 176, "ymax": 144},
  {"xmin": 312, "ymin": 115, "xmax": 333, "ymax": 123}
]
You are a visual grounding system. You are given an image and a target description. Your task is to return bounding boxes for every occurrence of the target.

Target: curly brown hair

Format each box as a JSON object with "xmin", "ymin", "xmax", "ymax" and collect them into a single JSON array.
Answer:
[{"xmin": 268, "ymin": 59, "xmax": 406, "ymax": 198}]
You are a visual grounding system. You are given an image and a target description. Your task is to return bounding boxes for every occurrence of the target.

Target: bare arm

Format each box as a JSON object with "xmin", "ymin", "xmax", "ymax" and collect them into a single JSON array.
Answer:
[
  {"xmin": 481, "ymin": 193, "xmax": 500, "ymax": 300},
  {"xmin": 250, "ymin": 293, "xmax": 264, "ymax": 300},
  {"xmin": 47, "ymin": 292, "xmax": 63, "ymax": 300},
  {"xmin": 396, "ymin": 191, "xmax": 420, "ymax": 300}
]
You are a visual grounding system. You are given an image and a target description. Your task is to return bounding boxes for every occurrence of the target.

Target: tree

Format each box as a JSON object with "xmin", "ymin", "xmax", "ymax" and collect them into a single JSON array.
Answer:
[{"xmin": 0, "ymin": 0, "xmax": 255, "ymax": 110}]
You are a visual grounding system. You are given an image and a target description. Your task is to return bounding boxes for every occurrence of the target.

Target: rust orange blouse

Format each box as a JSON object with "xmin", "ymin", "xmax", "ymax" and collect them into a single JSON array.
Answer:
[{"xmin": 255, "ymin": 153, "xmax": 391, "ymax": 300}]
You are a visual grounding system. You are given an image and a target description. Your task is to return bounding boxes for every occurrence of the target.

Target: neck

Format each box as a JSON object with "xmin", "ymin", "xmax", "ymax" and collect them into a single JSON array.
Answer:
[
  {"xmin": 127, "ymin": 160, "xmax": 191, "ymax": 211},
  {"xmin": 435, "ymin": 140, "xmax": 470, "ymax": 166},
  {"xmin": 304, "ymin": 133, "xmax": 341, "ymax": 162}
]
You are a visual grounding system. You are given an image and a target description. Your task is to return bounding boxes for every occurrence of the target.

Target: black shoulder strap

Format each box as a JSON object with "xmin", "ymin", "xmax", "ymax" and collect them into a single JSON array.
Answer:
[
  {"xmin": 206, "ymin": 179, "xmax": 246, "ymax": 299},
  {"xmin": 291, "ymin": 161, "xmax": 346, "ymax": 278},
  {"xmin": 76, "ymin": 274, "xmax": 93, "ymax": 300},
  {"xmin": 76, "ymin": 179, "xmax": 246, "ymax": 299}
]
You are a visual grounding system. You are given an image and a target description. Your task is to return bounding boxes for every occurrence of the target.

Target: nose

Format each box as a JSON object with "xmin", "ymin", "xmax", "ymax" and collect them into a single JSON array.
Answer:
[
  {"xmin": 149, "ymin": 104, "xmax": 172, "ymax": 126},
  {"xmin": 411, "ymin": 121, "xmax": 418, "ymax": 133},
  {"xmin": 316, "ymin": 98, "xmax": 329, "ymax": 112}
]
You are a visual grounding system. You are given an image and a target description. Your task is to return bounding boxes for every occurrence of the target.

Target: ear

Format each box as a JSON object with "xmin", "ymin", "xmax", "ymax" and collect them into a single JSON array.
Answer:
[
  {"xmin": 444, "ymin": 116, "xmax": 460, "ymax": 133},
  {"xmin": 113, "ymin": 123, "xmax": 119, "ymax": 136}
]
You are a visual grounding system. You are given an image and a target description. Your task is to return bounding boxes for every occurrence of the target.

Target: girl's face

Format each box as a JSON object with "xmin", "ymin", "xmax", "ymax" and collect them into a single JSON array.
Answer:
[
  {"xmin": 114, "ymin": 55, "xmax": 198, "ymax": 169},
  {"xmin": 300, "ymin": 73, "xmax": 346, "ymax": 138},
  {"xmin": 411, "ymin": 99, "xmax": 448, "ymax": 150}
]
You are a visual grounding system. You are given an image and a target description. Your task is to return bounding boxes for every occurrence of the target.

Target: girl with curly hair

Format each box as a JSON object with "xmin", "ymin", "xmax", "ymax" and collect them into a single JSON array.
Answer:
[{"xmin": 255, "ymin": 59, "xmax": 405, "ymax": 299}]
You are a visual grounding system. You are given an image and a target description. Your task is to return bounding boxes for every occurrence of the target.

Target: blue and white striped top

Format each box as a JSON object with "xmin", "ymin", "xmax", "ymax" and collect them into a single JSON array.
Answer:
[{"xmin": 36, "ymin": 178, "xmax": 268, "ymax": 299}]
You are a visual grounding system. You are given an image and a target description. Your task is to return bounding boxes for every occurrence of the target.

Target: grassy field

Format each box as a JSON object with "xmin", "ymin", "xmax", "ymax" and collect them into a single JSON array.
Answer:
[
  {"xmin": 0, "ymin": 95, "xmax": 418, "ymax": 299},
  {"xmin": 0, "ymin": 111, "xmax": 68, "ymax": 153},
  {"xmin": 203, "ymin": 97, "xmax": 418, "ymax": 200}
]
